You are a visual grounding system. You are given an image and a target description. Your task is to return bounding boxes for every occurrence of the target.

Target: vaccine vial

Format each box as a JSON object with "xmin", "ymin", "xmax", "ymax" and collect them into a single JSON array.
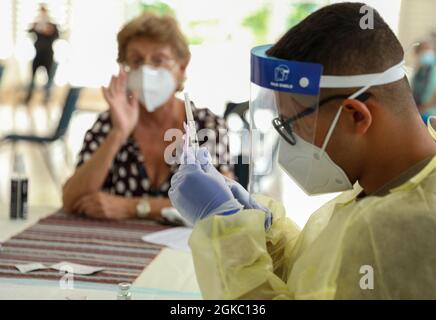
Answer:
[{"xmin": 117, "ymin": 282, "xmax": 132, "ymax": 300}]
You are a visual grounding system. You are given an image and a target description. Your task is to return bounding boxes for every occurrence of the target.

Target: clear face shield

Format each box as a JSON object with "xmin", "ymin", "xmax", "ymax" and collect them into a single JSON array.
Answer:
[
  {"xmin": 249, "ymin": 45, "xmax": 326, "ymax": 195},
  {"xmin": 249, "ymin": 44, "xmax": 407, "ymax": 196}
]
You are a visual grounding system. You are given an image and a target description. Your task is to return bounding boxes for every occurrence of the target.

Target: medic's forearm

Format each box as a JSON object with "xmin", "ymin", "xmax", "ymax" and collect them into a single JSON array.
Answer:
[{"xmin": 189, "ymin": 200, "xmax": 300, "ymax": 299}]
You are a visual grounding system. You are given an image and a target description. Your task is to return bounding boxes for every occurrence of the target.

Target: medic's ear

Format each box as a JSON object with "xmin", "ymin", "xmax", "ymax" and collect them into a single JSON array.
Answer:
[{"xmin": 342, "ymin": 98, "xmax": 372, "ymax": 135}]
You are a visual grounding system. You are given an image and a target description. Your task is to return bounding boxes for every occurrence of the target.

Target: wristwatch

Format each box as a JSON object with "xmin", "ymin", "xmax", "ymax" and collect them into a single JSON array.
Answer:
[{"xmin": 136, "ymin": 198, "xmax": 151, "ymax": 219}]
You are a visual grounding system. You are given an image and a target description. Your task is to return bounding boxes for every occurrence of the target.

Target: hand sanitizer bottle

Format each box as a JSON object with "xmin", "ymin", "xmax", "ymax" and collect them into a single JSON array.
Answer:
[{"xmin": 10, "ymin": 154, "xmax": 28, "ymax": 220}]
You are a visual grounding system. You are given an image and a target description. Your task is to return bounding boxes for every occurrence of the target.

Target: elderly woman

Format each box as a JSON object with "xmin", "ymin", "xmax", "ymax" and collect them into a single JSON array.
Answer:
[{"xmin": 62, "ymin": 13, "xmax": 233, "ymax": 221}]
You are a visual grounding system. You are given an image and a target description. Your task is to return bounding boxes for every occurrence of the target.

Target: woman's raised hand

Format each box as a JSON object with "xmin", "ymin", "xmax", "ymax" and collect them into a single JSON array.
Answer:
[{"xmin": 102, "ymin": 68, "xmax": 140, "ymax": 142}]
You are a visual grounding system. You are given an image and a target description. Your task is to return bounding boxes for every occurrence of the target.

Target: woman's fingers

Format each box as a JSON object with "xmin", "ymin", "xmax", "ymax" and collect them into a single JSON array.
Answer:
[
  {"xmin": 114, "ymin": 67, "xmax": 128, "ymax": 94},
  {"xmin": 73, "ymin": 193, "xmax": 98, "ymax": 213},
  {"xmin": 72, "ymin": 194, "xmax": 86, "ymax": 212},
  {"xmin": 128, "ymin": 91, "xmax": 139, "ymax": 108},
  {"xmin": 106, "ymin": 71, "xmax": 130, "ymax": 107},
  {"xmin": 119, "ymin": 68, "xmax": 127, "ymax": 92},
  {"xmin": 79, "ymin": 197, "xmax": 104, "ymax": 218},
  {"xmin": 84, "ymin": 205, "xmax": 104, "ymax": 219},
  {"xmin": 114, "ymin": 70, "xmax": 123, "ymax": 93},
  {"xmin": 73, "ymin": 197, "xmax": 86, "ymax": 214},
  {"xmin": 108, "ymin": 75, "xmax": 118, "ymax": 97},
  {"xmin": 74, "ymin": 194, "xmax": 93, "ymax": 213},
  {"xmin": 102, "ymin": 86, "xmax": 112, "ymax": 103}
]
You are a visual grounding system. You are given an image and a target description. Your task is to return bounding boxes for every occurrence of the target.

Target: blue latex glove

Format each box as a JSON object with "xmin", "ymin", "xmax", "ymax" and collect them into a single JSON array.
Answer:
[
  {"xmin": 194, "ymin": 147, "xmax": 273, "ymax": 229},
  {"xmin": 169, "ymin": 147, "xmax": 243, "ymax": 225},
  {"xmin": 226, "ymin": 180, "xmax": 273, "ymax": 229}
]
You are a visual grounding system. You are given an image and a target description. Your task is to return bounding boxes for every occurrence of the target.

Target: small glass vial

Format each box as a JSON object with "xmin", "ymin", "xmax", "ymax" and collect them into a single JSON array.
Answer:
[{"xmin": 117, "ymin": 282, "xmax": 132, "ymax": 300}]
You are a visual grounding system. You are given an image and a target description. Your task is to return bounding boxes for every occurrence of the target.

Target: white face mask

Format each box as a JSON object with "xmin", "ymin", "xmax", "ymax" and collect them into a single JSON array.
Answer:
[
  {"xmin": 127, "ymin": 65, "xmax": 176, "ymax": 112},
  {"xmin": 278, "ymin": 108, "xmax": 353, "ymax": 195},
  {"xmin": 277, "ymin": 59, "xmax": 406, "ymax": 195}
]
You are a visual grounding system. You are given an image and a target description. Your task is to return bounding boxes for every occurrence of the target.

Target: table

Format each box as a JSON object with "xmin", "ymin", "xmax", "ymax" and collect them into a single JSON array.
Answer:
[{"xmin": 0, "ymin": 205, "xmax": 201, "ymax": 300}]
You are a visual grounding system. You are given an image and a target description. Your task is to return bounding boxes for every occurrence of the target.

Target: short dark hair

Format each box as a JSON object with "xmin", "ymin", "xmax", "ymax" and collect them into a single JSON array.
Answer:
[{"xmin": 267, "ymin": 2, "xmax": 414, "ymax": 113}]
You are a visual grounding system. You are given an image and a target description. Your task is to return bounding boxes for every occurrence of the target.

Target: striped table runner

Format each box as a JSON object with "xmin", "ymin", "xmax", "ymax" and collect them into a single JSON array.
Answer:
[{"xmin": 0, "ymin": 211, "xmax": 172, "ymax": 285}]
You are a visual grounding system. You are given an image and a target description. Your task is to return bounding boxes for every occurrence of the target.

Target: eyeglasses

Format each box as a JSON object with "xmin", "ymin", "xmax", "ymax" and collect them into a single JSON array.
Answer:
[
  {"xmin": 272, "ymin": 92, "xmax": 372, "ymax": 145},
  {"xmin": 128, "ymin": 54, "xmax": 177, "ymax": 70}
]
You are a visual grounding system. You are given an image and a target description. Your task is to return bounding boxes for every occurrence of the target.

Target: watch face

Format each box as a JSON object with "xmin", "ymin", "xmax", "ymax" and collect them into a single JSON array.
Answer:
[{"xmin": 137, "ymin": 200, "xmax": 150, "ymax": 218}]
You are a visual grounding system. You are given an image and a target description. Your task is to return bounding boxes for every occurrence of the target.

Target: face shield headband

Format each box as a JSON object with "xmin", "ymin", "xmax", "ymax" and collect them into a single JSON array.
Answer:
[{"xmin": 251, "ymin": 44, "xmax": 406, "ymax": 151}]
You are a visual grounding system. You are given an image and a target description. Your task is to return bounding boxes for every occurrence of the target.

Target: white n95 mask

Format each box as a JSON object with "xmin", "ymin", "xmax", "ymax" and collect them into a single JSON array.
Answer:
[
  {"xmin": 278, "ymin": 107, "xmax": 353, "ymax": 195},
  {"xmin": 127, "ymin": 65, "xmax": 176, "ymax": 112}
]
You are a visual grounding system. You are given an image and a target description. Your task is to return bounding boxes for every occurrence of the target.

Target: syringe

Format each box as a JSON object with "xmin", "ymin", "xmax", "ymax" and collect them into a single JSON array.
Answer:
[{"xmin": 183, "ymin": 92, "xmax": 199, "ymax": 150}]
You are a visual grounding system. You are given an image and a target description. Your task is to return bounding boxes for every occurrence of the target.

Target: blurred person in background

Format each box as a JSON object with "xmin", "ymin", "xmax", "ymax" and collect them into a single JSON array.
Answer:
[
  {"xmin": 62, "ymin": 12, "xmax": 233, "ymax": 222},
  {"xmin": 24, "ymin": 3, "xmax": 59, "ymax": 105},
  {"xmin": 412, "ymin": 40, "xmax": 436, "ymax": 123}
]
